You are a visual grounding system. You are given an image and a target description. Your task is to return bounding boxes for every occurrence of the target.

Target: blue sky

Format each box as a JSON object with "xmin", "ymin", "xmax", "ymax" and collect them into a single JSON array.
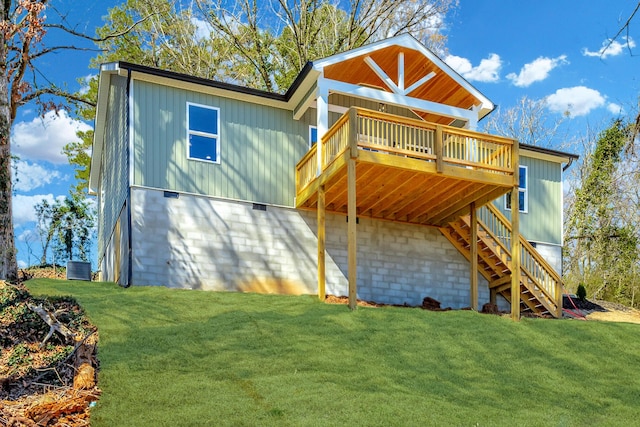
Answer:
[{"xmin": 11, "ymin": 0, "xmax": 639, "ymax": 268}]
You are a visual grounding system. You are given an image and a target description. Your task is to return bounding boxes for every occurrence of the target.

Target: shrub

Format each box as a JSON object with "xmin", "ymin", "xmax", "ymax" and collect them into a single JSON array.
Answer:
[{"xmin": 577, "ymin": 284, "xmax": 587, "ymax": 301}]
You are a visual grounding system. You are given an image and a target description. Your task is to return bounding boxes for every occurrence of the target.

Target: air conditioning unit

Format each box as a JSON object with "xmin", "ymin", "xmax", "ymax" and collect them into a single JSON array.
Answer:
[{"xmin": 67, "ymin": 261, "xmax": 92, "ymax": 281}]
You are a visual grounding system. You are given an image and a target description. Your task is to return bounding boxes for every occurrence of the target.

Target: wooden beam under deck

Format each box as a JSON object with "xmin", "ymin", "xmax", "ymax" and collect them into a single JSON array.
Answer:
[
  {"xmin": 295, "ymin": 107, "xmax": 518, "ymax": 314},
  {"xmin": 297, "ymin": 155, "xmax": 512, "ymax": 229},
  {"xmin": 470, "ymin": 202, "xmax": 478, "ymax": 311}
]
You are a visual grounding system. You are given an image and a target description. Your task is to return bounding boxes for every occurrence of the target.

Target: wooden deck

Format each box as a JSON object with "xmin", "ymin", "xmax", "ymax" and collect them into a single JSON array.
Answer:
[
  {"xmin": 295, "ymin": 108, "xmax": 563, "ymax": 318},
  {"xmin": 296, "ymin": 108, "xmax": 517, "ymax": 227}
]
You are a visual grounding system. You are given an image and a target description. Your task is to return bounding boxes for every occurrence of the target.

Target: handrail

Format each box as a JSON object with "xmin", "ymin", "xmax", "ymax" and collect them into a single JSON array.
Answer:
[
  {"xmin": 478, "ymin": 204, "xmax": 562, "ymax": 314},
  {"xmin": 351, "ymin": 108, "xmax": 515, "ymax": 176},
  {"xmin": 296, "ymin": 107, "xmax": 517, "ymax": 197}
]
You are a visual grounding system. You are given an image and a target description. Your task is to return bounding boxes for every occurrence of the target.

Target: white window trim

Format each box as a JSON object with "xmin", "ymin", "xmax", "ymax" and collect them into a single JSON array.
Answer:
[
  {"xmin": 186, "ymin": 102, "xmax": 220, "ymax": 164},
  {"xmin": 309, "ymin": 125, "xmax": 317, "ymax": 148},
  {"xmin": 505, "ymin": 165, "xmax": 528, "ymax": 213}
]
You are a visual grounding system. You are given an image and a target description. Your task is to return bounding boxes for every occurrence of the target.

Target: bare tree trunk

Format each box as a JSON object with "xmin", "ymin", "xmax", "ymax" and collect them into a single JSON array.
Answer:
[{"xmin": 0, "ymin": 0, "xmax": 18, "ymax": 281}]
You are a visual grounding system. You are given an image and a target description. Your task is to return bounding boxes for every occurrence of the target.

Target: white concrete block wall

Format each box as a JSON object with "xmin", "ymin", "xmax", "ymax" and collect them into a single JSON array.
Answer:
[
  {"xmin": 530, "ymin": 242, "xmax": 563, "ymax": 275},
  {"xmin": 130, "ymin": 187, "xmax": 499, "ymax": 308}
]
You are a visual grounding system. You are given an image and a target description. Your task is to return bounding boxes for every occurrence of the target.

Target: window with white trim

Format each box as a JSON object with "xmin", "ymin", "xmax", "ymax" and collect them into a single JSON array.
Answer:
[
  {"xmin": 309, "ymin": 125, "xmax": 318, "ymax": 148},
  {"xmin": 505, "ymin": 165, "xmax": 528, "ymax": 213},
  {"xmin": 187, "ymin": 102, "xmax": 220, "ymax": 163}
]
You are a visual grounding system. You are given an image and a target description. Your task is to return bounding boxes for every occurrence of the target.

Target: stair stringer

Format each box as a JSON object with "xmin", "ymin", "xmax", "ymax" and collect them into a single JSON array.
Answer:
[{"xmin": 440, "ymin": 204, "xmax": 562, "ymax": 318}]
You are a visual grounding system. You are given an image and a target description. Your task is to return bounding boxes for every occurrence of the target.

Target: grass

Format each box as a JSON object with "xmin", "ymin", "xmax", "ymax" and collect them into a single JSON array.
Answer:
[{"xmin": 26, "ymin": 279, "xmax": 640, "ymax": 427}]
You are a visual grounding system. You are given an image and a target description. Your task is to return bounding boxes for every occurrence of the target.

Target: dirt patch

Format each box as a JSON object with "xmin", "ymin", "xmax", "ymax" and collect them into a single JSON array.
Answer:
[
  {"xmin": 562, "ymin": 295, "xmax": 640, "ymax": 324},
  {"xmin": 324, "ymin": 295, "xmax": 386, "ymax": 307},
  {"xmin": 585, "ymin": 300, "xmax": 640, "ymax": 324}
]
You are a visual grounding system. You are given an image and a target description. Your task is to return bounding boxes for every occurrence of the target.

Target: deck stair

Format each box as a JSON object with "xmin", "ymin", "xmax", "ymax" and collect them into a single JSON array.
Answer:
[{"xmin": 441, "ymin": 203, "xmax": 562, "ymax": 318}]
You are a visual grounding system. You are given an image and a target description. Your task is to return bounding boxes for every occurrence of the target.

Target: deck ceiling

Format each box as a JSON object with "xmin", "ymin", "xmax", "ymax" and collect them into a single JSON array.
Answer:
[
  {"xmin": 323, "ymin": 45, "xmax": 481, "ymax": 125},
  {"xmin": 297, "ymin": 154, "xmax": 512, "ymax": 228}
]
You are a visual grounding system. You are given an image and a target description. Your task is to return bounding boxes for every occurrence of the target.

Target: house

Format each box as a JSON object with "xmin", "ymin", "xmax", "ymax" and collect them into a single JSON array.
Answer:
[{"xmin": 90, "ymin": 34, "xmax": 577, "ymax": 318}]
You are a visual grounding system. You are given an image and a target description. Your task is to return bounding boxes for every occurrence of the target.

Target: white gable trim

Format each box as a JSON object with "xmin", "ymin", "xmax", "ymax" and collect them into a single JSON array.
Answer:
[
  {"xmin": 323, "ymin": 78, "xmax": 477, "ymax": 123},
  {"xmin": 311, "ymin": 34, "xmax": 494, "ymax": 119}
]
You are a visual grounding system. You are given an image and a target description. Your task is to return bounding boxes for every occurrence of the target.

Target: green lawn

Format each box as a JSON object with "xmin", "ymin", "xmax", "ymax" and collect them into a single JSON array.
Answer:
[{"xmin": 27, "ymin": 279, "xmax": 640, "ymax": 427}]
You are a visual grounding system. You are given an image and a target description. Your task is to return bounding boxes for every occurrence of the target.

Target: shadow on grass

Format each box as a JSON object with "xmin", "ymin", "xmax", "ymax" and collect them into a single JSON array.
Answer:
[{"xmin": 27, "ymin": 279, "xmax": 640, "ymax": 427}]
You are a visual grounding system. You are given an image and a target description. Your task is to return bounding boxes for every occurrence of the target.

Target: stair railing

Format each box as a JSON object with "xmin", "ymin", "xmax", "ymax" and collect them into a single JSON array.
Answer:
[{"xmin": 477, "ymin": 204, "xmax": 562, "ymax": 316}]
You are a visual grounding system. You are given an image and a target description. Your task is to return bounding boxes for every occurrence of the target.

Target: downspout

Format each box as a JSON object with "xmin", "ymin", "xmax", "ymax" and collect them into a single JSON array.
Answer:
[
  {"xmin": 125, "ymin": 68, "xmax": 133, "ymax": 288},
  {"xmin": 562, "ymin": 156, "xmax": 575, "ymax": 172}
]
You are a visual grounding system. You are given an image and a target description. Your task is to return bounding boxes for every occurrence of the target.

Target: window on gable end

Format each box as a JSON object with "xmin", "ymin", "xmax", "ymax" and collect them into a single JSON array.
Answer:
[
  {"xmin": 505, "ymin": 165, "xmax": 528, "ymax": 213},
  {"xmin": 187, "ymin": 102, "xmax": 220, "ymax": 163}
]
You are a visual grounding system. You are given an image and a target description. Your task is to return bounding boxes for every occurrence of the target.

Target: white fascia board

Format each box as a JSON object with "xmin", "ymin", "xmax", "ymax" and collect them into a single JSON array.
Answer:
[
  {"xmin": 520, "ymin": 148, "xmax": 572, "ymax": 164},
  {"xmin": 323, "ymin": 78, "xmax": 476, "ymax": 122},
  {"xmin": 120, "ymin": 68, "xmax": 319, "ymax": 114},
  {"xmin": 312, "ymin": 34, "xmax": 417, "ymax": 69},
  {"xmin": 89, "ymin": 63, "xmax": 120, "ymax": 194},
  {"xmin": 293, "ymin": 83, "xmax": 318, "ymax": 120},
  {"xmin": 288, "ymin": 69, "xmax": 321, "ymax": 110}
]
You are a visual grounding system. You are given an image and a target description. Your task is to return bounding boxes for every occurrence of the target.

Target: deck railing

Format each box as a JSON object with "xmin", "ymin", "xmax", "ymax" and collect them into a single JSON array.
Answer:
[
  {"xmin": 296, "ymin": 107, "xmax": 516, "ymax": 191},
  {"xmin": 478, "ymin": 204, "xmax": 562, "ymax": 316}
]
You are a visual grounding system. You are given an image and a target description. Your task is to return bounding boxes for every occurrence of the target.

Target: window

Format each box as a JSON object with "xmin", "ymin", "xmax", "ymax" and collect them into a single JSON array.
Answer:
[
  {"xmin": 505, "ymin": 165, "xmax": 528, "ymax": 213},
  {"xmin": 187, "ymin": 102, "xmax": 220, "ymax": 163},
  {"xmin": 309, "ymin": 125, "xmax": 318, "ymax": 148}
]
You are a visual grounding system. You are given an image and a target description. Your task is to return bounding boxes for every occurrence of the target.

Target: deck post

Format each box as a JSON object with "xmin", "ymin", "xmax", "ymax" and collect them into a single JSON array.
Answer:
[
  {"xmin": 470, "ymin": 202, "xmax": 478, "ymax": 310},
  {"xmin": 435, "ymin": 125, "xmax": 443, "ymax": 173},
  {"xmin": 349, "ymin": 107, "xmax": 359, "ymax": 158},
  {"xmin": 318, "ymin": 185, "xmax": 326, "ymax": 301},
  {"xmin": 510, "ymin": 140, "xmax": 521, "ymax": 321},
  {"xmin": 347, "ymin": 157, "xmax": 357, "ymax": 310},
  {"xmin": 317, "ymin": 79, "xmax": 329, "ymax": 175}
]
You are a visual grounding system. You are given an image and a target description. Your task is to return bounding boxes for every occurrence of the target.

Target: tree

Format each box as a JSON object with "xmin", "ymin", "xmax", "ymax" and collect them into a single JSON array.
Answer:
[
  {"xmin": 195, "ymin": 0, "xmax": 456, "ymax": 91},
  {"xmin": 34, "ymin": 199, "xmax": 58, "ymax": 265},
  {"xmin": 0, "ymin": 0, "xmax": 47, "ymax": 280},
  {"xmin": 51, "ymin": 195, "xmax": 95, "ymax": 263},
  {"xmin": 564, "ymin": 120, "xmax": 640, "ymax": 306},
  {"xmin": 483, "ymin": 96, "xmax": 568, "ymax": 149},
  {"xmin": 34, "ymin": 194, "xmax": 95, "ymax": 265},
  {"xmin": 601, "ymin": 2, "xmax": 639, "ymax": 57},
  {"xmin": 0, "ymin": 1, "xmax": 155, "ymax": 278}
]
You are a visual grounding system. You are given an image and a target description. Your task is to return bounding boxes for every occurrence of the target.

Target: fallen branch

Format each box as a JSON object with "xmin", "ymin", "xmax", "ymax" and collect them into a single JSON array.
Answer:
[{"xmin": 27, "ymin": 303, "xmax": 76, "ymax": 346}]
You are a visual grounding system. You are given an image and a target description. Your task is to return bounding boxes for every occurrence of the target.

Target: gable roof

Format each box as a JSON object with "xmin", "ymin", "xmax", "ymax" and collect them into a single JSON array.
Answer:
[{"xmin": 312, "ymin": 34, "xmax": 494, "ymax": 123}]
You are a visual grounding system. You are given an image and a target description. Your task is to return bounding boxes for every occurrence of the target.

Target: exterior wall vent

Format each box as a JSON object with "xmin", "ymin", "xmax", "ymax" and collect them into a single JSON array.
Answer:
[
  {"xmin": 164, "ymin": 191, "xmax": 179, "ymax": 199},
  {"xmin": 253, "ymin": 203, "xmax": 267, "ymax": 211},
  {"xmin": 67, "ymin": 261, "xmax": 92, "ymax": 281}
]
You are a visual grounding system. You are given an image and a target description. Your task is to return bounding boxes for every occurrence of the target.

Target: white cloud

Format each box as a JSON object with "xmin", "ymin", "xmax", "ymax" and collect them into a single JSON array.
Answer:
[
  {"xmin": 444, "ymin": 53, "xmax": 502, "ymax": 82},
  {"xmin": 546, "ymin": 86, "xmax": 606, "ymax": 117},
  {"xmin": 583, "ymin": 36, "xmax": 636, "ymax": 58},
  {"xmin": 12, "ymin": 110, "xmax": 92, "ymax": 164},
  {"xmin": 13, "ymin": 193, "xmax": 64, "ymax": 227},
  {"xmin": 12, "ymin": 160, "xmax": 61, "ymax": 192},
  {"xmin": 17, "ymin": 228, "xmax": 39, "ymax": 243},
  {"xmin": 191, "ymin": 17, "xmax": 212, "ymax": 40},
  {"xmin": 18, "ymin": 260, "xmax": 27, "ymax": 269},
  {"xmin": 607, "ymin": 103, "xmax": 624, "ymax": 115},
  {"xmin": 506, "ymin": 55, "xmax": 568, "ymax": 87}
]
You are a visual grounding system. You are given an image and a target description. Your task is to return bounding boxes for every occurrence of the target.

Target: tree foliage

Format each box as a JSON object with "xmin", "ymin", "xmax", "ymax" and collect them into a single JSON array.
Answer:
[
  {"xmin": 564, "ymin": 119, "xmax": 640, "ymax": 306},
  {"xmin": 483, "ymin": 96, "xmax": 568, "ymax": 148},
  {"xmin": 194, "ymin": 0, "xmax": 456, "ymax": 92},
  {"xmin": 34, "ymin": 195, "xmax": 95, "ymax": 265}
]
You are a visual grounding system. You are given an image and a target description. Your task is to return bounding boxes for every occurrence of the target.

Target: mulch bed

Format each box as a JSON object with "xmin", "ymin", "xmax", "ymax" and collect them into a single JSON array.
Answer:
[
  {"xmin": 562, "ymin": 295, "xmax": 606, "ymax": 312},
  {"xmin": 0, "ymin": 280, "xmax": 100, "ymax": 426}
]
